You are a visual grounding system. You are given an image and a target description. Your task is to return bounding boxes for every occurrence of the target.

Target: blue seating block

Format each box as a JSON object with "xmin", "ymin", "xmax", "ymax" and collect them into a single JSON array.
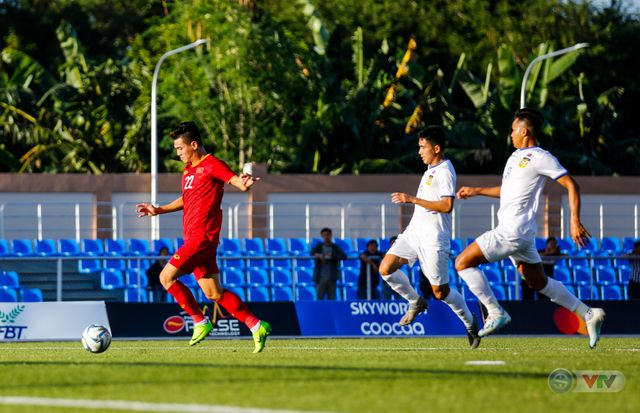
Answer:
[
  {"xmin": 0, "ymin": 287, "xmax": 18, "ymax": 302},
  {"xmin": 20, "ymin": 288, "xmax": 43, "ymax": 302},
  {"xmin": 600, "ymin": 237, "xmax": 622, "ymax": 254},
  {"xmin": 223, "ymin": 268, "xmax": 246, "ymax": 286},
  {"xmin": 78, "ymin": 258, "xmax": 102, "ymax": 274},
  {"xmin": 105, "ymin": 238, "xmax": 127, "ymax": 256},
  {"xmin": 35, "ymin": 239, "xmax": 58, "ymax": 256},
  {"xmin": 297, "ymin": 285, "xmax": 316, "ymax": 301},
  {"xmin": 272, "ymin": 268, "xmax": 293, "ymax": 285},
  {"xmin": 100, "ymin": 269, "xmax": 125, "ymax": 290},
  {"xmin": 82, "ymin": 239, "xmax": 104, "ymax": 255},
  {"xmin": 221, "ymin": 238, "xmax": 243, "ymax": 256},
  {"xmin": 58, "ymin": 239, "xmax": 80, "ymax": 256},
  {"xmin": 11, "ymin": 239, "xmax": 34, "ymax": 256},
  {"xmin": 125, "ymin": 269, "xmax": 149, "ymax": 288},
  {"xmin": 129, "ymin": 238, "xmax": 151, "ymax": 256},
  {"xmin": 288, "ymin": 237, "xmax": 309, "ymax": 256},
  {"xmin": 295, "ymin": 267, "xmax": 314, "ymax": 284},
  {"xmin": 0, "ymin": 239, "xmax": 9, "ymax": 256},
  {"xmin": 272, "ymin": 285, "xmax": 294, "ymax": 301},
  {"xmin": 153, "ymin": 238, "xmax": 174, "ymax": 254},
  {"xmin": 601, "ymin": 284, "xmax": 624, "ymax": 300},
  {"xmin": 341, "ymin": 267, "xmax": 359, "ymax": 284},
  {"xmin": 553, "ymin": 267, "xmax": 573, "ymax": 284},
  {"xmin": 266, "ymin": 238, "xmax": 288, "ymax": 256},
  {"xmin": 0, "ymin": 271, "xmax": 19, "ymax": 288},
  {"xmin": 247, "ymin": 268, "xmax": 270, "ymax": 285},
  {"xmin": 248, "ymin": 286, "xmax": 270, "ymax": 302},
  {"xmin": 125, "ymin": 287, "xmax": 148, "ymax": 303}
]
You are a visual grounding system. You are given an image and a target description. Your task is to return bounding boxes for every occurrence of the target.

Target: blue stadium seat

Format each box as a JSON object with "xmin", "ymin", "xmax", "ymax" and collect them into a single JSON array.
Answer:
[
  {"xmin": 411, "ymin": 266, "xmax": 422, "ymax": 284},
  {"xmin": 272, "ymin": 285, "xmax": 294, "ymax": 301},
  {"xmin": 226, "ymin": 286, "xmax": 246, "ymax": 301},
  {"xmin": 271, "ymin": 255, "xmax": 293, "ymax": 269},
  {"xmin": 0, "ymin": 239, "xmax": 9, "ymax": 256},
  {"xmin": 248, "ymin": 286, "xmax": 270, "ymax": 302},
  {"xmin": 100, "ymin": 269, "xmax": 125, "ymax": 290},
  {"xmin": 334, "ymin": 238, "xmax": 355, "ymax": 256},
  {"xmin": 503, "ymin": 266, "xmax": 518, "ymax": 284},
  {"xmin": 450, "ymin": 238, "xmax": 464, "ymax": 255},
  {"xmin": 0, "ymin": 271, "xmax": 19, "ymax": 288},
  {"xmin": 482, "ymin": 268, "xmax": 503, "ymax": 285},
  {"xmin": 493, "ymin": 284, "xmax": 508, "ymax": 300},
  {"xmin": 244, "ymin": 238, "xmax": 265, "ymax": 256},
  {"xmin": 272, "ymin": 268, "xmax": 293, "ymax": 285},
  {"xmin": 553, "ymin": 267, "xmax": 573, "ymax": 284},
  {"xmin": 600, "ymin": 237, "xmax": 622, "ymax": 254},
  {"xmin": 125, "ymin": 287, "xmax": 148, "ymax": 303},
  {"xmin": 576, "ymin": 237, "xmax": 598, "ymax": 254},
  {"xmin": 58, "ymin": 239, "xmax": 81, "ymax": 256},
  {"xmin": 535, "ymin": 237, "xmax": 547, "ymax": 251},
  {"xmin": 288, "ymin": 237, "xmax": 309, "ymax": 256},
  {"xmin": 35, "ymin": 239, "xmax": 58, "ymax": 256},
  {"xmin": 356, "ymin": 237, "xmax": 371, "ymax": 252},
  {"xmin": 129, "ymin": 238, "xmax": 151, "ymax": 256},
  {"xmin": 176, "ymin": 237, "xmax": 184, "ymax": 249},
  {"xmin": 343, "ymin": 284, "xmax": 358, "ymax": 300},
  {"xmin": 623, "ymin": 237, "xmax": 638, "ymax": 253},
  {"xmin": 341, "ymin": 267, "xmax": 359, "ymax": 284},
  {"xmin": 266, "ymin": 238, "xmax": 288, "ymax": 256},
  {"xmin": 78, "ymin": 258, "xmax": 102, "ymax": 274},
  {"xmin": 506, "ymin": 284, "xmax": 517, "ymax": 300},
  {"xmin": 557, "ymin": 237, "xmax": 574, "ymax": 254},
  {"xmin": 223, "ymin": 268, "xmax": 246, "ymax": 286},
  {"xmin": 20, "ymin": 287, "xmax": 43, "ymax": 302},
  {"xmin": 577, "ymin": 284, "xmax": 599, "ymax": 300},
  {"xmin": 153, "ymin": 238, "xmax": 174, "ymax": 254},
  {"xmin": 619, "ymin": 267, "xmax": 630, "ymax": 284},
  {"xmin": 0, "ymin": 287, "xmax": 18, "ymax": 302},
  {"xmin": 573, "ymin": 268, "xmax": 592, "ymax": 285},
  {"xmin": 592, "ymin": 252, "xmax": 612, "ymax": 268},
  {"xmin": 221, "ymin": 256, "xmax": 246, "ymax": 269},
  {"xmin": 295, "ymin": 267, "xmax": 314, "ymax": 284},
  {"xmin": 125, "ymin": 269, "xmax": 148, "ymax": 288},
  {"xmin": 128, "ymin": 258, "xmax": 150, "ymax": 270},
  {"xmin": 601, "ymin": 284, "xmax": 624, "ymax": 300},
  {"xmin": 105, "ymin": 238, "xmax": 127, "ymax": 256},
  {"xmin": 297, "ymin": 285, "xmax": 316, "ymax": 301},
  {"xmin": 180, "ymin": 274, "xmax": 198, "ymax": 288},
  {"xmin": 11, "ymin": 239, "xmax": 34, "ymax": 256},
  {"xmin": 294, "ymin": 257, "xmax": 314, "ymax": 269},
  {"xmin": 378, "ymin": 238, "xmax": 391, "ymax": 252},
  {"xmin": 81, "ymin": 239, "xmax": 104, "ymax": 255},
  {"xmin": 448, "ymin": 268, "xmax": 459, "ymax": 284},
  {"xmin": 569, "ymin": 251, "xmax": 590, "ymax": 269},
  {"xmin": 595, "ymin": 266, "xmax": 617, "ymax": 285},
  {"xmin": 104, "ymin": 258, "xmax": 126, "ymax": 271},
  {"xmin": 341, "ymin": 258, "xmax": 359, "ymax": 268},
  {"xmin": 247, "ymin": 268, "xmax": 270, "ymax": 285},
  {"xmin": 310, "ymin": 237, "xmax": 323, "ymax": 250},
  {"xmin": 221, "ymin": 238, "xmax": 243, "ymax": 256},
  {"xmin": 465, "ymin": 237, "xmax": 475, "ymax": 247}
]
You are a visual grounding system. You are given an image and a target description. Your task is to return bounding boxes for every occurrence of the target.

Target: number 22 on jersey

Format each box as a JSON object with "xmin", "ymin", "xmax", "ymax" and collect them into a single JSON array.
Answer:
[{"xmin": 184, "ymin": 175, "xmax": 195, "ymax": 190}]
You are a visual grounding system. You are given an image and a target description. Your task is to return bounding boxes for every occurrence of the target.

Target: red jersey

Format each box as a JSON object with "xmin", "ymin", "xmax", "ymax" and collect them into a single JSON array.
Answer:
[{"xmin": 181, "ymin": 154, "xmax": 235, "ymax": 242}]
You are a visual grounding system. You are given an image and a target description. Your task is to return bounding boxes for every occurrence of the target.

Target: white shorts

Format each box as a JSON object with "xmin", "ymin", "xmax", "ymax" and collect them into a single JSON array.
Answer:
[
  {"xmin": 387, "ymin": 234, "xmax": 450, "ymax": 286},
  {"xmin": 475, "ymin": 228, "xmax": 541, "ymax": 265}
]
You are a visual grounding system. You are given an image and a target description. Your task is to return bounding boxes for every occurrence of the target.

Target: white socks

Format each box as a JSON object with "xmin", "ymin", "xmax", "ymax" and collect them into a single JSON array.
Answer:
[
  {"xmin": 382, "ymin": 270, "xmax": 420, "ymax": 304},
  {"xmin": 539, "ymin": 277, "xmax": 592, "ymax": 321},
  {"xmin": 458, "ymin": 267, "xmax": 503, "ymax": 316},
  {"xmin": 442, "ymin": 288, "xmax": 474, "ymax": 328}
]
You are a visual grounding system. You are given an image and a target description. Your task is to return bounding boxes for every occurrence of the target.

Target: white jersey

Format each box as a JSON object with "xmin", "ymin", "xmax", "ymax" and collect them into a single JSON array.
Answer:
[
  {"xmin": 404, "ymin": 159, "xmax": 456, "ymax": 250},
  {"xmin": 498, "ymin": 146, "xmax": 567, "ymax": 239}
]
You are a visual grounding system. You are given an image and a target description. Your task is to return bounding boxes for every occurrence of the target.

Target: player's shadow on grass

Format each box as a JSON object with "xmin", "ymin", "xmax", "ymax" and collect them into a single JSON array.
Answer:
[{"xmin": 0, "ymin": 360, "xmax": 548, "ymax": 389}]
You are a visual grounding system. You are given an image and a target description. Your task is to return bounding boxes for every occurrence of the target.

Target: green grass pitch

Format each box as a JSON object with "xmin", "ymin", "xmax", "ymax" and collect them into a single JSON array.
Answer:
[{"xmin": 0, "ymin": 337, "xmax": 638, "ymax": 413}]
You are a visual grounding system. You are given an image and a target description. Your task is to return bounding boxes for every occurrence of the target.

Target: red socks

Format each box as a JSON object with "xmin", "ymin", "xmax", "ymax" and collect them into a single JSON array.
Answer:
[
  {"xmin": 217, "ymin": 289, "xmax": 259, "ymax": 330},
  {"xmin": 167, "ymin": 280, "xmax": 205, "ymax": 323}
]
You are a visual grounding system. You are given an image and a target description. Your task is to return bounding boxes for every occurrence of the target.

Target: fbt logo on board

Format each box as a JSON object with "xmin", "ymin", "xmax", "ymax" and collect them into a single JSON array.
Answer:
[
  {"xmin": 548, "ymin": 368, "xmax": 625, "ymax": 393},
  {"xmin": 0, "ymin": 305, "xmax": 27, "ymax": 340}
]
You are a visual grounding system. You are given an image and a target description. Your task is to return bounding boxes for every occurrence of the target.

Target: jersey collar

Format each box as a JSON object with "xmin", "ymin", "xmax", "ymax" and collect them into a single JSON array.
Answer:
[{"xmin": 428, "ymin": 158, "xmax": 448, "ymax": 170}]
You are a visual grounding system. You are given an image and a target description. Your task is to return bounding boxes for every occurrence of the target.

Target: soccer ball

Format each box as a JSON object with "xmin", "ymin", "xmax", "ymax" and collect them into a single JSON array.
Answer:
[{"xmin": 81, "ymin": 324, "xmax": 112, "ymax": 353}]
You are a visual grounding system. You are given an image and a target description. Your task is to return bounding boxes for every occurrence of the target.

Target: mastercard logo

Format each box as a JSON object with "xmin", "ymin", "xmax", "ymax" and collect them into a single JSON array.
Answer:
[
  {"xmin": 553, "ymin": 307, "xmax": 587, "ymax": 335},
  {"xmin": 163, "ymin": 316, "xmax": 185, "ymax": 334}
]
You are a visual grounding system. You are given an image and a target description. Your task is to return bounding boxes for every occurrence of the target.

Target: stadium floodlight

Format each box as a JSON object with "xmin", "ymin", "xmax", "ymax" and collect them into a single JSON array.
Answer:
[
  {"xmin": 150, "ymin": 39, "xmax": 207, "ymax": 240},
  {"xmin": 520, "ymin": 42, "xmax": 589, "ymax": 108}
]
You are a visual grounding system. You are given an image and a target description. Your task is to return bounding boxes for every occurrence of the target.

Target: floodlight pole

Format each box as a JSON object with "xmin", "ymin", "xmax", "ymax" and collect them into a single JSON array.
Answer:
[
  {"xmin": 520, "ymin": 43, "xmax": 589, "ymax": 108},
  {"xmin": 150, "ymin": 39, "xmax": 207, "ymax": 240}
]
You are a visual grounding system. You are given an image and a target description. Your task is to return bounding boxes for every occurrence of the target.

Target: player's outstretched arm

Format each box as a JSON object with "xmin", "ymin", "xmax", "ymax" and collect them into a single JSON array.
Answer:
[
  {"xmin": 456, "ymin": 186, "xmax": 501, "ymax": 199},
  {"xmin": 391, "ymin": 192, "xmax": 453, "ymax": 213},
  {"xmin": 228, "ymin": 173, "xmax": 259, "ymax": 192},
  {"xmin": 136, "ymin": 196, "xmax": 183, "ymax": 217},
  {"xmin": 556, "ymin": 175, "xmax": 591, "ymax": 248}
]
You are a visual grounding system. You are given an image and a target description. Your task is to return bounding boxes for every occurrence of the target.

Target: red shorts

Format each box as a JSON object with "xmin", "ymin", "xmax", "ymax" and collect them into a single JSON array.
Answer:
[{"xmin": 169, "ymin": 238, "xmax": 220, "ymax": 280}]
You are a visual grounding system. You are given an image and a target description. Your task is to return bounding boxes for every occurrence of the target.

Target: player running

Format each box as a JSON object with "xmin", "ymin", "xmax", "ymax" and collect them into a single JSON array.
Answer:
[
  {"xmin": 379, "ymin": 126, "xmax": 481, "ymax": 348},
  {"xmin": 136, "ymin": 121, "xmax": 271, "ymax": 352},
  {"xmin": 455, "ymin": 108, "xmax": 605, "ymax": 348}
]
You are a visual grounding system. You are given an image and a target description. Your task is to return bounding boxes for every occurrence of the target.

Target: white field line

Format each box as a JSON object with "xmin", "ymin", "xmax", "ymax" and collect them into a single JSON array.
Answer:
[
  {"xmin": 0, "ymin": 396, "xmax": 330, "ymax": 413},
  {"xmin": 0, "ymin": 346, "xmax": 639, "ymax": 352}
]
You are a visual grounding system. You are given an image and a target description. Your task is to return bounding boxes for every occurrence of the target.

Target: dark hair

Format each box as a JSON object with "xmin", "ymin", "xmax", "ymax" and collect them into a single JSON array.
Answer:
[
  {"xmin": 366, "ymin": 239, "xmax": 378, "ymax": 247},
  {"xmin": 418, "ymin": 125, "xmax": 446, "ymax": 150},
  {"xmin": 546, "ymin": 237, "xmax": 557, "ymax": 244},
  {"xmin": 170, "ymin": 121, "xmax": 202, "ymax": 145},
  {"xmin": 320, "ymin": 227, "xmax": 332, "ymax": 235},
  {"xmin": 390, "ymin": 235, "xmax": 398, "ymax": 243},
  {"xmin": 515, "ymin": 108, "xmax": 544, "ymax": 138}
]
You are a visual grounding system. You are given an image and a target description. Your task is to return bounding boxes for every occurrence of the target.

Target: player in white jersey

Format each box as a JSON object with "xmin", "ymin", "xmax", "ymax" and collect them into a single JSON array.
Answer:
[
  {"xmin": 455, "ymin": 108, "xmax": 605, "ymax": 348},
  {"xmin": 379, "ymin": 126, "xmax": 481, "ymax": 348}
]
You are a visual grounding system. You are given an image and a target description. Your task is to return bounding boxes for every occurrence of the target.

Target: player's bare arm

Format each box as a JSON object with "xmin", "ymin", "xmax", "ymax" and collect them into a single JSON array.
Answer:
[
  {"xmin": 556, "ymin": 174, "xmax": 591, "ymax": 248},
  {"xmin": 390, "ymin": 192, "xmax": 453, "ymax": 213},
  {"xmin": 456, "ymin": 186, "xmax": 501, "ymax": 199},
  {"xmin": 136, "ymin": 196, "xmax": 184, "ymax": 217},
  {"xmin": 228, "ymin": 173, "xmax": 259, "ymax": 192}
]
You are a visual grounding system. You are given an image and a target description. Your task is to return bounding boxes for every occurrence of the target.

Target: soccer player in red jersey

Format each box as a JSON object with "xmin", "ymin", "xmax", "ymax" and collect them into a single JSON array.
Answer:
[{"xmin": 136, "ymin": 122, "xmax": 271, "ymax": 352}]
